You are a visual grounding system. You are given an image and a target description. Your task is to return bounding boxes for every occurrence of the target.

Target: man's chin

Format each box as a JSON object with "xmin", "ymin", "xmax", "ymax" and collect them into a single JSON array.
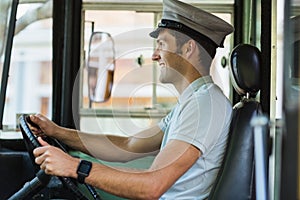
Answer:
[
  {"xmin": 159, "ymin": 77, "xmax": 171, "ymax": 84},
  {"xmin": 159, "ymin": 78, "xmax": 166, "ymax": 84}
]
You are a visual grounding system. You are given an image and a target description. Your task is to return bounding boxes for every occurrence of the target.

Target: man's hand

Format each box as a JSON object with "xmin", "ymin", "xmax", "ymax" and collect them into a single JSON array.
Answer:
[
  {"xmin": 33, "ymin": 137, "xmax": 80, "ymax": 178},
  {"xmin": 29, "ymin": 114, "xmax": 61, "ymax": 138}
]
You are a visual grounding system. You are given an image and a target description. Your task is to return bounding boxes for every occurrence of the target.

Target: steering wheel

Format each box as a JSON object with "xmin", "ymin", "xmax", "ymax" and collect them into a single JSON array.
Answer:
[{"xmin": 18, "ymin": 114, "xmax": 101, "ymax": 200}]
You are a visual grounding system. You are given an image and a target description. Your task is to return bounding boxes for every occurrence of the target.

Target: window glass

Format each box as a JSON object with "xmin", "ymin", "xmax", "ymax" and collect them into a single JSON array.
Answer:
[
  {"xmin": 286, "ymin": 1, "xmax": 300, "ymax": 106},
  {"xmin": 210, "ymin": 13, "xmax": 232, "ymax": 98},
  {"xmin": 0, "ymin": 1, "xmax": 12, "ymax": 64},
  {"xmin": 276, "ymin": 0, "xmax": 300, "ymax": 118},
  {"xmin": 81, "ymin": 7, "xmax": 233, "ymax": 136},
  {"xmin": 83, "ymin": 10, "xmax": 180, "ymax": 112},
  {"xmin": 0, "ymin": 3, "xmax": 52, "ymax": 129},
  {"xmin": 82, "ymin": 10, "xmax": 233, "ymax": 111}
]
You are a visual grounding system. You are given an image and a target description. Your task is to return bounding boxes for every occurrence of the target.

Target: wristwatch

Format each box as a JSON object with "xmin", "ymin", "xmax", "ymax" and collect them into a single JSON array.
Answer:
[{"xmin": 76, "ymin": 160, "xmax": 92, "ymax": 184}]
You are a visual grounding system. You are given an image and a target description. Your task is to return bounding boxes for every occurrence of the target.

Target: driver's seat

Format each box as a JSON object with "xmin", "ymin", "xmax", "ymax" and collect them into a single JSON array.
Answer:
[{"xmin": 208, "ymin": 44, "xmax": 267, "ymax": 200}]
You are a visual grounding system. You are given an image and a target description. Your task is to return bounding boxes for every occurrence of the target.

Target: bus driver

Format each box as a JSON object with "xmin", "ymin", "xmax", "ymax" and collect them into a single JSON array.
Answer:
[{"xmin": 30, "ymin": 0, "xmax": 234, "ymax": 199}]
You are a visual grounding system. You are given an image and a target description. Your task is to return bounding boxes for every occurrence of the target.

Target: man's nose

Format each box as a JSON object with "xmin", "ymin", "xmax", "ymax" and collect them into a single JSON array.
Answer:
[{"xmin": 152, "ymin": 49, "xmax": 161, "ymax": 61}]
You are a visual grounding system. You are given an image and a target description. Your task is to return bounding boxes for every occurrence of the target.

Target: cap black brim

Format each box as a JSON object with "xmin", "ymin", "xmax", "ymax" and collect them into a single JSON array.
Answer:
[{"xmin": 149, "ymin": 27, "xmax": 162, "ymax": 38}]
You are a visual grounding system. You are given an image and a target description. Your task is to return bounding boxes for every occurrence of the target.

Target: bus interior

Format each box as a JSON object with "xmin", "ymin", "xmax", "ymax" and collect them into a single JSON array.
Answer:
[{"xmin": 0, "ymin": 0, "xmax": 299, "ymax": 199}]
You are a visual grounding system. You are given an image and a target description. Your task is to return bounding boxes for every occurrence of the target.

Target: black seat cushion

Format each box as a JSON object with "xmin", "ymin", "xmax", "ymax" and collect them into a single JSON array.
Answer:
[{"xmin": 208, "ymin": 100, "xmax": 262, "ymax": 200}]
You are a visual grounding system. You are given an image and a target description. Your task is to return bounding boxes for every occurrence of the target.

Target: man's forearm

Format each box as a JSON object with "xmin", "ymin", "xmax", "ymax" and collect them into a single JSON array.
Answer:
[
  {"xmin": 83, "ymin": 163, "xmax": 163, "ymax": 200},
  {"xmin": 53, "ymin": 127, "xmax": 90, "ymax": 154},
  {"xmin": 56, "ymin": 128, "xmax": 156, "ymax": 162}
]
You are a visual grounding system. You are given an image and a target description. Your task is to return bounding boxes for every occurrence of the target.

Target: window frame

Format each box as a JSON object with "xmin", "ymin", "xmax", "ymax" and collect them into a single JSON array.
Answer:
[{"xmin": 79, "ymin": 1, "xmax": 234, "ymax": 118}]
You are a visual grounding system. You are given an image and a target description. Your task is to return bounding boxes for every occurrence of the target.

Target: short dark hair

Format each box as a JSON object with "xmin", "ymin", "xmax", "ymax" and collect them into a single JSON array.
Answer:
[{"xmin": 168, "ymin": 29, "xmax": 213, "ymax": 69}]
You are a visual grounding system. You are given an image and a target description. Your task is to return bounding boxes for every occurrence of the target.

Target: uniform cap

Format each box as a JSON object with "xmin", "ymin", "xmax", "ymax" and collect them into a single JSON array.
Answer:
[{"xmin": 150, "ymin": 0, "xmax": 234, "ymax": 49}]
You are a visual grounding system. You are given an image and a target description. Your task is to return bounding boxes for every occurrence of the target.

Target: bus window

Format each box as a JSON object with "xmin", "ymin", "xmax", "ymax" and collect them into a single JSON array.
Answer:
[
  {"xmin": 288, "ymin": 14, "xmax": 300, "ymax": 105},
  {"xmin": 80, "ymin": 3, "xmax": 233, "ymax": 136},
  {"xmin": 82, "ymin": 10, "xmax": 165, "ymax": 111},
  {"xmin": 0, "ymin": 3, "xmax": 52, "ymax": 129},
  {"xmin": 279, "ymin": 1, "xmax": 300, "ymax": 199}
]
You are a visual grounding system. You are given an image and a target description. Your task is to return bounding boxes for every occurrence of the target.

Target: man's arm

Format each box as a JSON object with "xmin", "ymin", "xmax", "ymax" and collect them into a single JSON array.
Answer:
[
  {"xmin": 71, "ymin": 125, "xmax": 163, "ymax": 162},
  {"xmin": 30, "ymin": 114, "xmax": 163, "ymax": 162},
  {"xmin": 34, "ymin": 138, "xmax": 200, "ymax": 199}
]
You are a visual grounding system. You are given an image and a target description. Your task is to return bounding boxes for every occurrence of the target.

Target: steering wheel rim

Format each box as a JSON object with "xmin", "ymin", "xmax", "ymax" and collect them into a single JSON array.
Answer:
[{"xmin": 19, "ymin": 114, "xmax": 101, "ymax": 200}]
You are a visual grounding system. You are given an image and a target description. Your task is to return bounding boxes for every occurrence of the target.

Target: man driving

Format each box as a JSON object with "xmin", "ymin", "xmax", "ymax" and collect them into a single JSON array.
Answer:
[{"xmin": 31, "ymin": 0, "xmax": 234, "ymax": 199}]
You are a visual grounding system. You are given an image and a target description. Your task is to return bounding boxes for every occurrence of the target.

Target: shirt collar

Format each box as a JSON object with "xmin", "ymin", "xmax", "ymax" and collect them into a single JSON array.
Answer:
[{"xmin": 178, "ymin": 76, "xmax": 213, "ymax": 103}]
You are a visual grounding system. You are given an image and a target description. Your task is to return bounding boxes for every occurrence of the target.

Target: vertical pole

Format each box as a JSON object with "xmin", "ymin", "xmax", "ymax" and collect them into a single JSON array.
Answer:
[
  {"xmin": 61, "ymin": 0, "xmax": 82, "ymax": 128},
  {"xmin": 260, "ymin": 0, "xmax": 272, "ymax": 116},
  {"xmin": 0, "ymin": 0, "xmax": 19, "ymax": 129},
  {"xmin": 52, "ymin": 0, "xmax": 82, "ymax": 128},
  {"xmin": 251, "ymin": 115, "xmax": 269, "ymax": 200},
  {"xmin": 52, "ymin": 0, "xmax": 64, "ymax": 125}
]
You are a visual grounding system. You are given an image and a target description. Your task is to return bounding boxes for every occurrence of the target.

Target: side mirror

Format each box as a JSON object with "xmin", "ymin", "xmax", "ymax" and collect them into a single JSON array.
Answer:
[{"xmin": 87, "ymin": 32, "xmax": 115, "ymax": 103}]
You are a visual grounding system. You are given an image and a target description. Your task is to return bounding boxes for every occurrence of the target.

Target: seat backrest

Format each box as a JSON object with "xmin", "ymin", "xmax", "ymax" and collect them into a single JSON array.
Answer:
[{"xmin": 208, "ymin": 44, "xmax": 262, "ymax": 200}]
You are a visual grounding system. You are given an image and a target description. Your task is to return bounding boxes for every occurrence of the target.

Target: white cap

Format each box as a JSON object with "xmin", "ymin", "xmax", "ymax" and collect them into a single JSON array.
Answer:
[{"xmin": 150, "ymin": 0, "xmax": 234, "ymax": 48}]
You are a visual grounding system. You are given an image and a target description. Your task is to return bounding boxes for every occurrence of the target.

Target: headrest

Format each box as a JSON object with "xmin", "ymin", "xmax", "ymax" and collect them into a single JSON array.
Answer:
[{"xmin": 229, "ymin": 44, "xmax": 261, "ymax": 98}]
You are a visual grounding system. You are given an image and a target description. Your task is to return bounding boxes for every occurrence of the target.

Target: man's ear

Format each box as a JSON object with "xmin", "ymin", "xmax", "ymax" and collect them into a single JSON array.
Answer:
[{"xmin": 185, "ymin": 39, "xmax": 196, "ymax": 57}]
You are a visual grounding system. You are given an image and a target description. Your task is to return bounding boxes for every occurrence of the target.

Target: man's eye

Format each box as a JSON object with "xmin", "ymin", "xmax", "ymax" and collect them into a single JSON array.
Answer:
[{"xmin": 159, "ymin": 42, "xmax": 166, "ymax": 49}]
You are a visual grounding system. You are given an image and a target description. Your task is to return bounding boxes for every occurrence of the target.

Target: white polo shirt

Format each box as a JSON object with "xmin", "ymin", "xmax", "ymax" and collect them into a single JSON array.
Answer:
[{"xmin": 158, "ymin": 76, "xmax": 232, "ymax": 200}]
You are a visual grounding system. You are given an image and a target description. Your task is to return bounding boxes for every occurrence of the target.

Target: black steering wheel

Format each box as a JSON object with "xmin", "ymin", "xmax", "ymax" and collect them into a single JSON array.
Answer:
[{"xmin": 18, "ymin": 114, "xmax": 101, "ymax": 200}]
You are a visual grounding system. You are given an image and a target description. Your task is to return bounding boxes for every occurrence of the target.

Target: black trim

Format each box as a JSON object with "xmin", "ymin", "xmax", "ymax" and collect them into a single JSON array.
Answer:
[
  {"xmin": 52, "ymin": 0, "xmax": 82, "ymax": 128},
  {"xmin": 232, "ymin": 0, "xmax": 243, "ymax": 105},
  {"xmin": 260, "ymin": 0, "xmax": 271, "ymax": 116},
  {"xmin": 52, "ymin": 0, "xmax": 64, "ymax": 126},
  {"xmin": 153, "ymin": 19, "xmax": 217, "ymax": 58}
]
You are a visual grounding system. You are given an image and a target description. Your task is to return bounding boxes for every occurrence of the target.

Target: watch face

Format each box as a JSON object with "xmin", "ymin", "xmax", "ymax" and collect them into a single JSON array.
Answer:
[
  {"xmin": 77, "ymin": 160, "xmax": 92, "ymax": 184},
  {"xmin": 78, "ymin": 160, "xmax": 92, "ymax": 175}
]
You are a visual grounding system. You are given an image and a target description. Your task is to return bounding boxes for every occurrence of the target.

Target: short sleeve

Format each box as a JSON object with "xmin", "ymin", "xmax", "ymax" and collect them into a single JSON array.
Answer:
[
  {"xmin": 158, "ymin": 107, "xmax": 175, "ymax": 133},
  {"xmin": 167, "ymin": 88, "xmax": 232, "ymax": 155}
]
